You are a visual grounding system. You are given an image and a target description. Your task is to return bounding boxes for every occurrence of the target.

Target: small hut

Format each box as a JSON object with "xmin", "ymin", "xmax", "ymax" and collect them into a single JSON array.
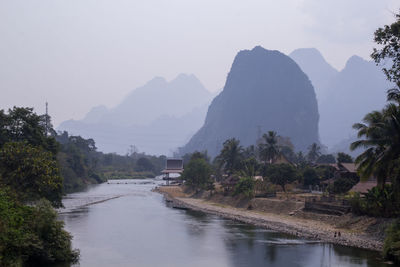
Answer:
[{"xmin": 162, "ymin": 158, "xmax": 184, "ymax": 185}]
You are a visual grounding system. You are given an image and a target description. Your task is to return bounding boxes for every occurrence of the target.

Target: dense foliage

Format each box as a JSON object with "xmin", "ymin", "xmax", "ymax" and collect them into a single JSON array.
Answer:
[
  {"xmin": 181, "ymin": 153, "xmax": 213, "ymax": 191},
  {"xmin": 234, "ymin": 177, "xmax": 255, "ymax": 197},
  {"xmin": 349, "ymin": 184, "xmax": 400, "ymax": 218},
  {"xmin": 56, "ymin": 131, "xmax": 166, "ymax": 192},
  {"xmin": 383, "ymin": 219, "xmax": 400, "ymax": 263},
  {"xmin": 351, "ymin": 11, "xmax": 400, "ymax": 219},
  {"xmin": 0, "ymin": 142, "xmax": 63, "ymax": 207},
  {"xmin": 265, "ymin": 164, "xmax": 298, "ymax": 192},
  {"xmin": 0, "ymin": 189, "xmax": 79, "ymax": 266},
  {"xmin": 0, "ymin": 107, "xmax": 81, "ymax": 265}
]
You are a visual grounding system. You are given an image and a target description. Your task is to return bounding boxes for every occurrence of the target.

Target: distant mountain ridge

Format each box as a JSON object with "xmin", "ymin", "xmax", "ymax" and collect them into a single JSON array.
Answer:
[
  {"xmin": 290, "ymin": 48, "xmax": 338, "ymax": 101},
  {"xmin": 290, "ymin": 48, "xmax": 391, "ymax": 151},
  {"xmin": 58, "ymin": 74, "xmax": 212, "ymax": 155},
  {"xmin": 180, "ymin": 46, "xmax": 320, "ymax": 157}
]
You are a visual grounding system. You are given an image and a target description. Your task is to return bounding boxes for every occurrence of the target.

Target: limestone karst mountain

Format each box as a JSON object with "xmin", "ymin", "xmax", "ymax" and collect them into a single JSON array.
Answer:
[
  {"xmin": 180, "ymin": 46, "xmax": 320, "ymax": 158},
  {"xmin": 291, "ymin": 49, "xmax": 390, "ymax": 151},
  {"xmin": 290, "ymin": 48, "xmax": 338, "ymax": 102},
  {"xmin": 58, "ymin": 74, "xmax": 212, "ymax": 155}
]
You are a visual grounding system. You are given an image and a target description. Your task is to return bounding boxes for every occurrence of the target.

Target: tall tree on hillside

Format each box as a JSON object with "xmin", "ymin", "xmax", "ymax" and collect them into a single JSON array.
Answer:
[
  {"xmin": 215, "ymin": 138, "xmax": 243, "ymax": 175},
  {"xmin": 258, "ymin": 131, "xmax": 280, "ymax": 164},
  {"xmin": 307, "ymin": 143, "xmax": 321, "ymax": 163},
  {"xmin": 0, "ymin": 107, "xmax": 59, "ymax": 154}
]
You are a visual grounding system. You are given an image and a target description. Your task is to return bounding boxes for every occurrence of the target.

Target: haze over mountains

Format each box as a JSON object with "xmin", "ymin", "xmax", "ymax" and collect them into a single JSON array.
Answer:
[
  {"xmin": 59, "ymin": 46, "xmax": 391, "ymax": 157},
  {"xmin": 290, "ymin": 48, "xmax": 390, "ymax": 152},
  {"xmin": 180, "ymin": 46, "xmax": 320, "ymax": 158},
  {"xmin": 58, "ymin": 74, "xmax": 213, "ymax": 155}
]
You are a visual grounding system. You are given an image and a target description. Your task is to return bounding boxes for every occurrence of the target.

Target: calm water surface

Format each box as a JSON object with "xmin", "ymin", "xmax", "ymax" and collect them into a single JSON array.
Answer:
[{"xmin": 59, "ymin": 179, "xmax": 389, "ymax": 267}]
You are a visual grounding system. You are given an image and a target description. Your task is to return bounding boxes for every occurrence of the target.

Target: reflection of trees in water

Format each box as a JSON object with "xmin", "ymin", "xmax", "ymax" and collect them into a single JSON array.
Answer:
[
  {"xmin": 181, "ymin": 209, "xmax": 212, "ymax": 237},
  {"xmin": 179, "ymin": 210, "xmax": 387, "ymax": 267},
  {"xmin": 265, "ymin": 245, "xmax": 277, "ymax": 263},
  {"xmin": 332, "ymin": 244, "xmax": 387, "ymax": 267}
]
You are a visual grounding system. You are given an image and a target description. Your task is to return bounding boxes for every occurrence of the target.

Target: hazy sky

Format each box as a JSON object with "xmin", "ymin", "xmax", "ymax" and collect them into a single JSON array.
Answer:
[{"xmin": 1, "ymin": 0, "xmax": 399, "ymax": 126}]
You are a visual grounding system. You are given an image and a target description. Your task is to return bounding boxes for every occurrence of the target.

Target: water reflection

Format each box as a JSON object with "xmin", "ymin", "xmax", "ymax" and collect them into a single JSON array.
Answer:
[{"xmin": 59, "ymin": 180, "xmax": 389, "ymax": 267}]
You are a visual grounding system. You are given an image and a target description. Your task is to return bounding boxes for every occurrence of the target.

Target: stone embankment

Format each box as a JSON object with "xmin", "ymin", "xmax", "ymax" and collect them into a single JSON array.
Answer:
[{"xmin": 155, "ymin": 186, "xmax": 388, "ymax": 252}]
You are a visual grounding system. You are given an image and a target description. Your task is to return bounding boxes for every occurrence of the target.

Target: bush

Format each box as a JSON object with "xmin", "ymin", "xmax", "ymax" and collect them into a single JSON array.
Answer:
[
  {"xmin": 0, "ymin": 189, "xmax": 79, "ymax": 266},
  {"xmin": 331, "ymin": 175, "xmax": 359, "ymax": 194},
  {"xmin": 347, "ymin": 185, "xmax": 400, "ymax": 217},
  {"xmin": 234, "ymin": 177, "xmax": 255, "ymax": 198},
  {"xmin": 302, "ymin": 167, "xmax": 319, "ymax": 186},
  {"xmin": 383, "ymin": 219, "xmax": 400, "ymax": 263}
]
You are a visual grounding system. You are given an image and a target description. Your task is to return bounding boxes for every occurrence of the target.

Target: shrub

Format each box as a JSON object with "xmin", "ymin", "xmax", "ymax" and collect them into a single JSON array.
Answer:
[
  {"xmin": 331, "ymin": 175, "xmax": 359, "ymax": 194},
  {"xmin": 347, "ymin": 185, "xmax": 400, "ymax": 217},
  {"xmin": 302, "ymin": 167, "xmax": 319, "ymax": 186},
  {"xmin": 0, "ymin": 189, "xmax": 79, "ymax": 266},
  {"xmin": 234, "ymin": 177, "xmax": 255, "ymax": 198},
  {"xmin": 383, "ymin": 220, "xmax": 400, "ymax": 263}
]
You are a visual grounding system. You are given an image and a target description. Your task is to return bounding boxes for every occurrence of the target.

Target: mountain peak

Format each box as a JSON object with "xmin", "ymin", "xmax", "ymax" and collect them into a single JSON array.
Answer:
[
  {"xmin": 145, "ymin": 76, "xmax": 167, "ymax": 87},
  {"xmin": 344, "ymin": 55, "xmax": 368, "ymax": 70},
  {"xmin": 181, "ymin": 47, "xmax": 319, "ymax": 157}
]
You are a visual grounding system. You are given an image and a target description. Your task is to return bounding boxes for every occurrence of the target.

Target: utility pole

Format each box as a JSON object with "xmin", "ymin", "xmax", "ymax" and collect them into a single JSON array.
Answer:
[
  {"xmin": 45, "ymin": 102, "xmax": 49, "ymax": 136},
  {"xmin": 257, "ymin": 125, "xmax": 262, "ymax": 142}
]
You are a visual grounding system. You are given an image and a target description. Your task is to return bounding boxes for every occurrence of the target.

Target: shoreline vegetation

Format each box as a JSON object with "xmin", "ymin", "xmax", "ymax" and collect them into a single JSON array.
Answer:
[{"xmin": 155, "ymin": 186, "xmax": 392, "ymax": 252}]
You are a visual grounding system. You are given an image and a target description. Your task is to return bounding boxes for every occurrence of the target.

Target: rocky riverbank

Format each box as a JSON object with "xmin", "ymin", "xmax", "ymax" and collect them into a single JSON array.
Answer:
[{"xmin": 155, "ymin": 186, "xmax": 390, "ymax": 252}]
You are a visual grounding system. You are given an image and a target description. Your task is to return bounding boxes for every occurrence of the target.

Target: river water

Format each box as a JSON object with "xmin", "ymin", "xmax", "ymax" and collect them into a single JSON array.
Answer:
[{"xmin": 58, "ymin": 179, "xmax": 389, "ymax": 267}]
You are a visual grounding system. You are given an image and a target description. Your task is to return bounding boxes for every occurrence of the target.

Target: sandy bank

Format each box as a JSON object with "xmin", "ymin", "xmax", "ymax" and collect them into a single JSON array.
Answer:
[{"xmin": 155, "ymin": 186, "xmax": 388, "ymax": 252}]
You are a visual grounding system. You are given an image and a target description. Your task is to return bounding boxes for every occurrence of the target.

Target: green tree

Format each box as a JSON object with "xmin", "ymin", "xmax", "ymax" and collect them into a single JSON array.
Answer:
[
  {"xmin": 302, "ymin": 167, "xmax": 319, "ymax": 186},
  {"xmin": 0, "ymin": 190, "xmax": 79, "ymax": 266},
  {"xmin": 383, "ymin": 219, "xmax": 400, "ymax": 263},
  {"xmin": 215, "ymin": 138, "xmax": 243, "ymax": 175},
  {"xmin": 307, "ymin": 143, "xmax": 321, "ymax": 163},
  {"xmin": 371, "ymin": 12, "xmax": 400, "ymax": 85},
  {"xmin": 259, "ymin": 131, "xmax": 280, "ymax": 164},
  {"xmin": 234, "ymin": 177, "xmax": 255, "ymax": 198},
  {"xmin": 240, "ymin": 157, "xmax": 260, "ymax": 178},
  {"xmin": 337, "ymin": 152, "xmax": 353, "ymax": 163},
  {"xmin": 295, "ymin": 151, "xmax": 308, "ymax": 168},
  {"xmin": 0, "ymin": 142, "xmax": 63, "ymax": 207},
  {"xmin": 181, "ymin": 156, "xmax": 213, "ymax": 191},
  {"xmin": 351, "ymin": 10, "xmax": 400, "ymax": 204},
  {"xmin": 316, "ymin": 154, "xmax": 336, "ymax": 164},
  {"xmin": 266, "ymin": 163, "xmax": 298, "ymax": 192},
  {"xmin": 136, "ymin": 157, "xmax": 154, "ymax": 172},
  {"xmin": 350, "ymin": 106, "xmax": 400, "ymax": 188},
  {"xmin": 0, "ymin": 107, "xmax": 59, "ymax": 155}
]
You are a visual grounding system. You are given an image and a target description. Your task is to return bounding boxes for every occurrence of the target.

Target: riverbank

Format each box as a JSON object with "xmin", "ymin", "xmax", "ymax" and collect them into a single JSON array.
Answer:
[{"xmin": 155, "ymin": 186, "xmax": 392, "ymax": 252}]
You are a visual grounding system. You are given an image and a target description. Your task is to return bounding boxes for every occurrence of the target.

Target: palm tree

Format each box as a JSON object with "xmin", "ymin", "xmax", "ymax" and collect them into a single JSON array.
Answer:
[
  {"xmin": 258, "ymin": 131, "xmax": 280, "ymax": 164},
  {"xmin": 215, "ymin": 138, "xmax": 243, "ymax": 175},
  {"xmin": 351, "ymin": 102, "xmax": 400, "ymax": 188},
  {"xmin": 307, "ymin": 143, "xmax": 321, "ymax": 163}
]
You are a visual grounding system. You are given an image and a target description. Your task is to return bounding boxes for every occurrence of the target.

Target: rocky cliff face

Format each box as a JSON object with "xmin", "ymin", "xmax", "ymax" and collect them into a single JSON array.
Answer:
[{"xmin": 181, "ymin": 46, "xmax": 320, "ymax": 157}]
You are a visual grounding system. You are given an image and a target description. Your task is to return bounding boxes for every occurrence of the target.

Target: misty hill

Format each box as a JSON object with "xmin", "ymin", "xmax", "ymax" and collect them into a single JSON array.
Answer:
[
  {"xmin": 290, "ymin": 48, "xmax": 338, "ymax": 101},
  {"xmin": 320, "ymin": 55, "xmax": 390, "ymax": 148},
  {"xmin": 180, "ymin": 46, "xmax": 320, "ymax": 158},
  {"xmin": 290, "ymin": 49, "xmax": 390, "ymax": 151},
  {"xmin": 58, "ymin": 74, "xmax": 212, "ymax": 155}
]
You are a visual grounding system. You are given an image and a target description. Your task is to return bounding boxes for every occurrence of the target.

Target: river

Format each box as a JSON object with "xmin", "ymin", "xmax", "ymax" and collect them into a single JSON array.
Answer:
[{"xmin": 58, "ymin": 179, "xmax": 389, "ymax": 267}]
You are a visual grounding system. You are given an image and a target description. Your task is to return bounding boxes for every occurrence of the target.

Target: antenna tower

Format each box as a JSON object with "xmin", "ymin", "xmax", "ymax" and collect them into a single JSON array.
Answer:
[{"xmin": 45, "ymin": 102, "xmax": 49, "ymax": 136}]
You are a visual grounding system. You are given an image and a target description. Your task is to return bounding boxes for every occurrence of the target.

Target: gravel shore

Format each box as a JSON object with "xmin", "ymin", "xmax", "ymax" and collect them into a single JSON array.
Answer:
[{"xmin": 156, "ymin": 187, "xmax": 384, "ymax": 252}]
